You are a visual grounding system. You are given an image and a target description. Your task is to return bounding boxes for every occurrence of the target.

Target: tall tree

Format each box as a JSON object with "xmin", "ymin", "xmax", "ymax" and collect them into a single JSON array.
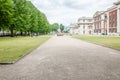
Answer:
[
  {"xmin": 60, "ymin": 24, "xmax": 64, "ymax": 32},
  {"xmin": 0, "ymin": 0, "xmax": 13, "ymax": 36},
  {"xmin": 0, "ymin": 0, "xmax": 51, "ymax": 37},
  {"xmin": 51, "ymin": 23, "xmax": 59, "ymax": 32}
]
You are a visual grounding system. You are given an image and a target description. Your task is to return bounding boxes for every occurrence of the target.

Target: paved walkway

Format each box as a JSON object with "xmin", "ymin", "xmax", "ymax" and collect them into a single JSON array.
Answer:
[{"xmin": 0, "ymin": 36, "xmax": 120, "ymax": 80}]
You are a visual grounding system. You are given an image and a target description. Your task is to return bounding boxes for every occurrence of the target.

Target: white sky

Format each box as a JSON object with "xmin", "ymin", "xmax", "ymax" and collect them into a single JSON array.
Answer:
[{"xmin": 30, "ymin": 0, "xmax": 118, "ymax": 26}]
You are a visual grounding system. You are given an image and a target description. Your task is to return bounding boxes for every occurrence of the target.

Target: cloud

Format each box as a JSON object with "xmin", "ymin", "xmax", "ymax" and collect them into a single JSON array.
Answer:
[{"xmin": 30, "ymin": 0, "xmax": 117, "ymax": 26}]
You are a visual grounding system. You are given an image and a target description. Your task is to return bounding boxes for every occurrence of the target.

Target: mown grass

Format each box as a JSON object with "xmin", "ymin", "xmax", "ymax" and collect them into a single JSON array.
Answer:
[
  {"xmin": 0, "ymin": 36, "xmax": 51, "ymax": 62},
  {"xmin": 73, "ymin": 35, "xmax": 120, "ymax": 50}
]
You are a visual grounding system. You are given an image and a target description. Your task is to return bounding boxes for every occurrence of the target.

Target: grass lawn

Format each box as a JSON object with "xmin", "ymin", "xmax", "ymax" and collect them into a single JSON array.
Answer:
[
  {"xmin": 0, "ymin": 35, "xmax": 51, "ymax": 63},
  {"xmin": 73, "ymin": 35, "xmax": 120, "ymax": 50}
]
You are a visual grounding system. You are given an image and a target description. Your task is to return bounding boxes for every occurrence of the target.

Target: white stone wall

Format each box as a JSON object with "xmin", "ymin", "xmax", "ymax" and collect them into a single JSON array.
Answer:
[
  {"xmin": 79, "ymin": 18, "xmax": 94, "ymax": 35},
  {"xmin": 117, "ymin": 5, "xmax": 120, "ymax": 35}
]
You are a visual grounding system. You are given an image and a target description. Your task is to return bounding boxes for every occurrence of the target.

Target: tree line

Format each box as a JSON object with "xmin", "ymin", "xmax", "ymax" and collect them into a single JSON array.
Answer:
[
  {"xmin": 0, "ymin": 0, "xmax": 51, "ymax": 37},
  {"xmin": 51, "ymin": 23, "xmax": 65, "ymax": 33}
]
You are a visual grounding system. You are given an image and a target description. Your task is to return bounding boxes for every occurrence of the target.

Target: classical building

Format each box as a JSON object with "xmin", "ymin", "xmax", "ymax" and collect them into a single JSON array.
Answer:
[
  {"xmin": 77, "ymin": 17, "xmax": 94, "ymax": 35},
  {"xmin": 107, "ymin": 6, "xmax": 118, "ymax": 35},
  {"xmin": 114, "ymin": 1, "xmax": 120, "ymax": 35},
  {"xmin": 69, "ymin": 23, "xmax": 79, "ymax": 34},
  {"xmin": 93, "ymin": 11, "xmax": 108, "ymax": 35},
  {"xmin": 69, "ymin": 17, "xmax": 94, "ymax": 35},
  {"xmin": 93, "ymin": 1, "xmax": 120, "ymax": 36},
  {"xmin": 69, "ymin": 1, "xmax": 120, "ymax": 36},
  {"xmin": 106, "ymin": 1, "xmax": 120, "ymax": 35}
]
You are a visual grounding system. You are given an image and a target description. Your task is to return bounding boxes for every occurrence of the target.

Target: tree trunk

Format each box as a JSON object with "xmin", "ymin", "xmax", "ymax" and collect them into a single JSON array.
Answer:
[
  {"xmin": 25, "ymin": 31, "xmax": 27, "ymax": 36},
  {"xmin": 2, "ymin": 29, "xmax": 4, "ymax": 37},
  {"xmin": 20, "ymin": 31, "xmax": 23, "ymax": 36},
  {"xmin": 10, "ymin": 28, "xmax": 14, "ymax": 37}
]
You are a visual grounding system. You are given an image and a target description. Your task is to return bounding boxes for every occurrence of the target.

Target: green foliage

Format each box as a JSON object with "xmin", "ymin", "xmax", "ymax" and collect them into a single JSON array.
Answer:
[
  {"xmin": 51, "ymin": 23, "xmax": 59, "ymax": 32},
  {"xmin": 0, "ymin": 0, "xmax": 51, "ymax": 37},
  {"xmin": 60, "ymin": 24, "xmax": 64, "ymax": 32},
  {"xmin": 0, "ymin": 0, "xmax": 13, "ymax": 29}
]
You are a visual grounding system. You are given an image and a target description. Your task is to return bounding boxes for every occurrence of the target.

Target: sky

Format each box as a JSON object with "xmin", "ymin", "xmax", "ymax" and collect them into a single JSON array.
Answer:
[{"xmin": 30, "ymin": 0, "xmax": 118, "ymax": 26}]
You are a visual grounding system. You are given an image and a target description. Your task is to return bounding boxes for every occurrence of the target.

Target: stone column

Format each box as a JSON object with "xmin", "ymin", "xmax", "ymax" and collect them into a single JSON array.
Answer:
[
  {"xmin": 107, "ymin": 12, "xmax": 109, "ymax": 35},
  {"xmin": 117, "ymin": 7, "xmax": 120, "ymax": 34}
]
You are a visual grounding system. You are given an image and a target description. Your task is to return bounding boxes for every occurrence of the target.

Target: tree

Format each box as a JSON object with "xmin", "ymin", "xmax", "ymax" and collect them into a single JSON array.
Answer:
[
  {"xmin": 51, "ymin": 23, "xmax": 59, "ymax": 32},
  {"xmin": 0, "ymin": 0, "xmax": 51, "ymax": 37},
  {"xmin": 60, "ymin": 24, "xmax": 64, "ymax": 32},
  {"xmin": 0, "ymin": 0, "xmax": 13, "ymax": 36},
  {"xmin": 12, "ymin": 0, "xmax": 32, "ymax": 36}
]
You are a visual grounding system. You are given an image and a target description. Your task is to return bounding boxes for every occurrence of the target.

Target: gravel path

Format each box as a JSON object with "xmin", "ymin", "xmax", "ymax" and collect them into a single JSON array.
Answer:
[{"xmin": 0, "ymin": 36, "xmax": 120, "ymax": 80}]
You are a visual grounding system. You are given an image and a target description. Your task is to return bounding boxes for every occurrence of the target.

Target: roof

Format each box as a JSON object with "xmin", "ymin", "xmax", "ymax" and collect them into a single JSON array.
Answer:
[
  {"xmin": 114, "ymin": 1, "xmax": 120, "ymax": 5},
  {"xmin": 69, "ymin": 23, "xmax": 78, "ymax": 28},
  {"xmin": 93, "ymin": 11, "xmax": 106, "ymax": 17},
  {"xmin": 107, "ymin": 5, "xmax": 117, "ymax": 12},
  {"xmin": 78, "ymin": 17, "xmax": 93, "ymax": 21}
]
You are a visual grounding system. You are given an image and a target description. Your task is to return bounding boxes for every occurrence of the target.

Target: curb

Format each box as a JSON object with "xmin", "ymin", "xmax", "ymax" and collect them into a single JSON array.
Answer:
[
  {"xmin": 0, "ymin": 37, "xmax": 52, "ymax": 65},
  {"xmin": 0, "ymin": 49, "xmax": 36, "ymax": 65},
  {"xmin": 73, "ymin": 38, "xmax": 120, "ymax": 51},
  {"xmin": 0, "ymin": 47, "xmax": 39, "ymax": 65}
]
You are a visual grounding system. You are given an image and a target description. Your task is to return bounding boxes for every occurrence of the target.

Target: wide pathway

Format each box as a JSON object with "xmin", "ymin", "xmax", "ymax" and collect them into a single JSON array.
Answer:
[{"xmin": 0, "ymin": 36, "xmax": 120, "ymax": 80}]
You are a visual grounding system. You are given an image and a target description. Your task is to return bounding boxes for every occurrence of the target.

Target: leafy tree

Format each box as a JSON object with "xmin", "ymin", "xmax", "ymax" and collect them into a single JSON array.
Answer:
[
  {"xmin": 51, "ymin": 23, "xmax": 59, "ymax": 32},
  {"xmin": 12, "ymin": 0, "xmax": 32, "ymax": 36},
  {"xmin": 0, "ymin": 0, "xmax": 13, "ymax": 35},
  {"xmin": 0, "ymin": 0, "xmax": 51, "ymax": 37},
  {"xmin": 60, "ymin": 24, "xmax": 64, "ymax": 32}
]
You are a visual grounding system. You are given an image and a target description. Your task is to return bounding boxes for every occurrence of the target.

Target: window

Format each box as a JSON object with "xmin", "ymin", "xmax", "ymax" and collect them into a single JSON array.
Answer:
[
  {"xmin": 105, "ymin": 15, "xmax": 107, "ymax": 20},
  {"xmin": 88, "ymin": 19, "xmax": 92, "ymax": 22},
  {"xmin": 78, "ymin": 19, "xmax": 81, "ymax": 22},
  {"xmin": 83, "ymin": 20, "xmax": 85, "ymax": 22},
  {"xmin": 83, "ymin": 26, "xmax": 85, "ymax": 29}
]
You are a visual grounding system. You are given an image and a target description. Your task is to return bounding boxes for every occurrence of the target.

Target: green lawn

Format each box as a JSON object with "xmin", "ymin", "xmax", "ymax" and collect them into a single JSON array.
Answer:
[
  {"xmin": 73, "ymin": 35, "xmax": 120, "ymax": 50},
  {"xmin": 0, "ymin": 36, "xmax": 51, "ymax": 63}
]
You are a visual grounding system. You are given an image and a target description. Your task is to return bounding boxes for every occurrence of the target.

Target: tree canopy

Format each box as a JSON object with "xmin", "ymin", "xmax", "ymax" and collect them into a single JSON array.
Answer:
[
  {"xmin": 0, "ymin": 0, "xmax": 13, "ymax": 30},
  {"xmin": 0, "ymin": 0, "xmax": 51, "ymax": 37},
  {"xmin": 60, "ymin": 24, "xmax": 65, "ymax": 32},
  {"xmin": 51, "ymin": 23, "xmax": 59, "ymax": 32}
]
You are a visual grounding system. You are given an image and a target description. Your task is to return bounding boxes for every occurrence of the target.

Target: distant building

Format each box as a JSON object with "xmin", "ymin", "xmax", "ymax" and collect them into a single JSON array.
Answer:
[
  {"xmin": 69, "ymin": 17, "xmax": 94, "ymax": 35},
  {"xmin": 93, "ymin": 11, "xmax": 108, "ymax": 35},
  {"xmin": 69, "ymin": 23, "xmax": 79, "ymax": 34},
  {"xmin": 69, "ymin": 1, "xmax": 120, "ymax": 36},
  {"xmin": 93, "ymin": 1, "xmax": 120, "ymax": 36},
  {"xmin": 77, "ymin": 17, "xmax": 94, "ymax": 35}
]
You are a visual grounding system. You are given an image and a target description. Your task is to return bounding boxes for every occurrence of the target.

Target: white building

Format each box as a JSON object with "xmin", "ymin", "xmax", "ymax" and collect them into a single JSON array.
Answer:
[
  {"xmin": 69, "ymin": 1, "xmax": 120, "ymax": 36},
  {"xmin": 77, "ymin": 17, "xmax": 94, "ymax": 35},
  {"xmin": 69, "ymin": 23, "xmax": 79, "ymax": 34},
  {"xmin": 69, "ymin": 17, "xmax": 94, "ymax": 35}
]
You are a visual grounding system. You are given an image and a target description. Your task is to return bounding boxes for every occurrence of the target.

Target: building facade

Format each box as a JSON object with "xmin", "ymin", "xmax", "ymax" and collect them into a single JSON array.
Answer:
[
  {"xmin": 107, "ymin": 6, "xmax": 118, "ymax": 35},
  {"xmin": 69, "ymin": 1, "xmax": 120, "ymax": 36},
  {"xmin": 93, "ymin": 11, "xmax": 108, "ymax": 35},
  {"xmin": 93, "ymin": 1, "xmax": 120, "ymax": 36},
  {"xmin": 115, "ymin": 1, "xmax": 120, "ymax": 35},
  {"xmin": 77, "ymin": 17, "xmax": 94, "ymax": 35},
  {"xmin": 69, "ymin": 17, "xmax": 94, "ymax": 35},
  {"xmin": 69, "ymin": 23, "xmax": 79, "ymax": 34}
]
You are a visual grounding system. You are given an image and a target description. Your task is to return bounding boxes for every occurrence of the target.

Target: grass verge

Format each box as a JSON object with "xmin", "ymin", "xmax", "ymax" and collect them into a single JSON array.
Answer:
[
  {"xmin": 0, "ymin": 35, "xmax": 51, "ymax": 63},
  {"xmin": 73, "ymin": 35, "xmax": 120, "ymax": 50}
]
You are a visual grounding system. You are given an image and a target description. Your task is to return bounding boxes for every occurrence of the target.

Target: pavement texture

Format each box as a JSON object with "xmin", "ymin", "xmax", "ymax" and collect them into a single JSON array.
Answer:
[{"xmin": 0, "ymin": 36, "xmax": 120, "ymax": 80}]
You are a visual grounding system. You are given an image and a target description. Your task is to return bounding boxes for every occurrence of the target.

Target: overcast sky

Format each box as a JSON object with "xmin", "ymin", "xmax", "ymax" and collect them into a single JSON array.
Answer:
[{"xmin": 30, "ymin": 0, "xmax": 118, "ymax": 26}]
